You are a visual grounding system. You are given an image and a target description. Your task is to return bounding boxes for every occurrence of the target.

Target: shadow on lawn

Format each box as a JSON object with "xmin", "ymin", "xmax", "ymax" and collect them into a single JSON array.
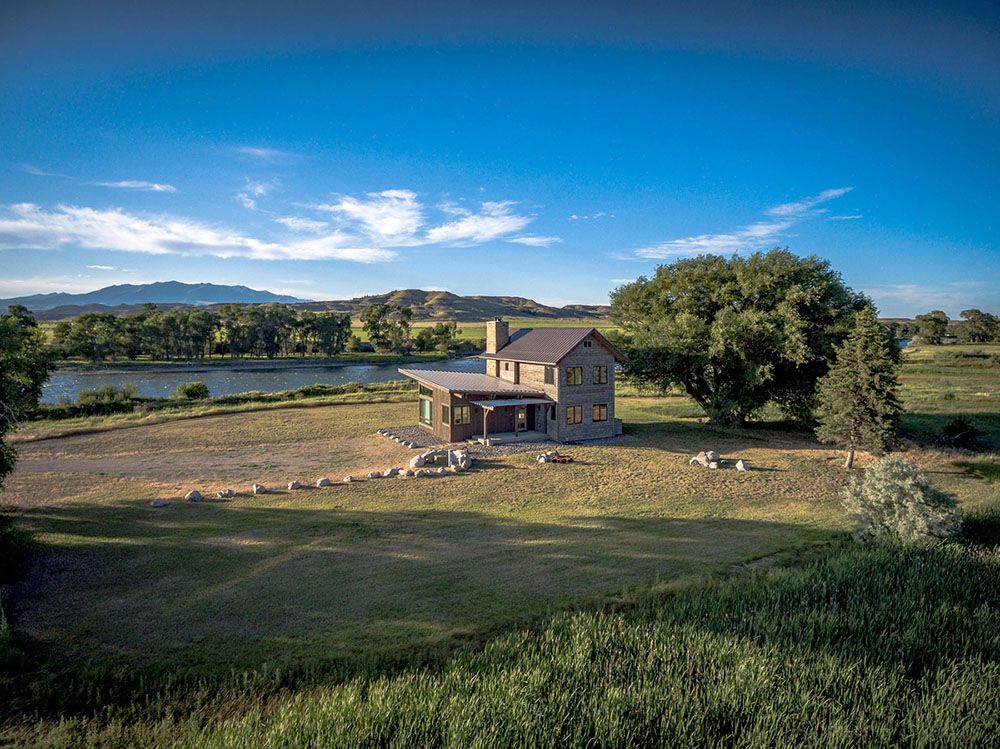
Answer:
[{"xmin": 3, "ymin": 500, "xmax": 834, "ymax": 719}]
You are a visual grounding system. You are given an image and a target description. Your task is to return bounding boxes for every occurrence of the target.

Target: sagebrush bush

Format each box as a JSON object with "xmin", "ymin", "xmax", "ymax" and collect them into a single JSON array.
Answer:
[
  {"xmin": 842, "ymin": 456, "xmax": 961, "ymax": 545},
  {"xmin": 173, "ymin": 381, "xmax": 210, "ymax": 400}
]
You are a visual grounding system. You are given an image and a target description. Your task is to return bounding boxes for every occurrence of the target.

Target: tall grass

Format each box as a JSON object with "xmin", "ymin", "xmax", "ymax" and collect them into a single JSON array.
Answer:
[{"xmin": 4, "ymin": 517, "xmax": 998, "ymax": 747}]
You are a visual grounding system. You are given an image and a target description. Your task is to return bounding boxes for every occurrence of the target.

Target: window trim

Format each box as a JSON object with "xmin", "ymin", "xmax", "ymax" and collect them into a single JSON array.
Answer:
[
  {"xmin": 566, "ymin": 367, "xmax": 583, "ymax": 386},
  {"xmin": 453, "ymin": 405, "xmax": 471, "ymax": 425},
  {"xmin": 566, "ymin": 405, "xmax": 582, "ymax": 425},
  {"xmin": 593, "ymin": 365, "xmax": 608, "ymax": 385},
  {"xmin": 592, "ymin": 403, "xmax": 608, "ymax": 422}
]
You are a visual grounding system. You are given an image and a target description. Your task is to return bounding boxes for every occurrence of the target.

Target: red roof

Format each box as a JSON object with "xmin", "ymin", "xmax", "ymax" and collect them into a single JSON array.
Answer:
[{"xmin": 480, "ymin": 327, "xmax": 627, "ymax": 365}]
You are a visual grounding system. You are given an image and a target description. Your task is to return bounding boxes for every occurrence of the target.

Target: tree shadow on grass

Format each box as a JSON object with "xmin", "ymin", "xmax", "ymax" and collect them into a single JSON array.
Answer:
[{"xmin": 3, "ymin": 499, "xmax": 835, "ymax": 720}]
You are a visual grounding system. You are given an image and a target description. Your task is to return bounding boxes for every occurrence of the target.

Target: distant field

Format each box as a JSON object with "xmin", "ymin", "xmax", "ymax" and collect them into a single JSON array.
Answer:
[{"xmin": 1, "ymin": 342, "xmax": 997, "ymax": 745}]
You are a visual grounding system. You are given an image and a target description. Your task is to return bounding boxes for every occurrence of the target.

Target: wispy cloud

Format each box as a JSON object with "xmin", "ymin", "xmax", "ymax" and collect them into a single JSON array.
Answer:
[
  {"xmin": 95, "ymin": 180, "xmax": 177, "ymax": 193},
  {"xmin": 273, "ymin": 216, "xmax": 329, "ymax": 233},
  {"xmin": 86, "ymin": 264, "xmax": 116, "ymax": 271},
  {"xmin": 314, "ymin": 189, "xmax": 424, "ymax": 241},
  {"xmin": 634, "ymin": 187, "xmax": 853, "ymax": 259},
  {"xmin": 828, "ymin": 214, "xmax": 863, "ymax": 221},
  {"xmin": 425, "ymin": 201, "xmax": 532, "ymax": 245},
  {"xmin": 236, "ymin": 178, "xmax": 278, "ymax": 210},
  {"xmin": 21, "ymin": 164, "xmax": 71, "ymax": 178},
  {"xmin": 0, "ymin": 203, "xmax": 394, "ymax": 263},
  {"xmin": 570, "ymin": 211, "xmax": 615, "ymax": 220},
  {"xmin": 234, "ymin": 145, "xmax": 299, "ymax": 161},
  {"xmin": 508, "ymin": 235, "xmax": 562, "ymax": 247}
]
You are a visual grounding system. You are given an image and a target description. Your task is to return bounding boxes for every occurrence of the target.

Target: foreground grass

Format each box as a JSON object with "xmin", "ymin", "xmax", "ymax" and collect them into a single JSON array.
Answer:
[{"xmin": 4, "ymin": 522, "xmax": 998, "ymax": 747}]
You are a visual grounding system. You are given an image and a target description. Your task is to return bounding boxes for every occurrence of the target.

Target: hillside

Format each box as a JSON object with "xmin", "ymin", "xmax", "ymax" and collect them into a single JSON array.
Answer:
[
  {"xmin": 12, "ymin": 286, "xmax": 609, "ymax": 322},
  {"xmin": 0, "ymin": 281, "xmax": 306, "ymax": 311}
]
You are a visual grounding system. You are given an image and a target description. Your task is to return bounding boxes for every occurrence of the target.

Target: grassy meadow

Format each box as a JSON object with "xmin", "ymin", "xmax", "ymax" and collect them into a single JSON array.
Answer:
[{"xmin": 0, "ymin": 344, "xmax": 997, "ymax": 745}]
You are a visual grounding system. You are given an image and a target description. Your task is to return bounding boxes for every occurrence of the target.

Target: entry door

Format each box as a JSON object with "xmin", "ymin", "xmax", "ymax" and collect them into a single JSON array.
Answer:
[{"xmin": 516, "ymin": 406, "xmax": 527, "ymax": 431}]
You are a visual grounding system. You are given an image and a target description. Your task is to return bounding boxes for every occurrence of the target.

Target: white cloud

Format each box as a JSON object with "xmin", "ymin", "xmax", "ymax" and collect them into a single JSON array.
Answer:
[
  {"xmin": 234, "ymin": 145, "xmax": 299, "ymax": 161},
  {"xmin": 828, "ymin": 214, "xmax": 863, "ymax": 221},
  {"xmin": 236, "ymin": 179, "xmax": 278, "ymax": 210},
  {"xmin": 0, "ymin": 203, "xmax": 395, "ymax": 263},
  {"xmin": 635, "ymin": 187, "xmax": 853, "ymax": 259},
  {"xmin": 314, "ymin": 189, "xmax": 424, "ymax": 241},
  {"xmin": 273, "ymin": 216, "xmax": 329, "ymax": 233},
  {"xmin": 86, "ymin": 264, "xmax": 117, "ymax": 271},
  {"xmin": 425, "ymin": 201, "xmax": 532, "ymax": 245},
  {"xmin": 570, "ymin": 211, "xmax": 615, "ymax": 220},
  {"xmin": 508, "ymin": 235, "xmax": 562, "ymax": 247},
  {"xmin": 862, "ymin": 282, "xmax": 1000, "ymax": 316},
  {"xmin": 95, "ymin": 180, "xmax": 177, "ymax": 193},
  {"xmin": 21, "ymin": 164, "xmax": 70, "ymax": 178}
]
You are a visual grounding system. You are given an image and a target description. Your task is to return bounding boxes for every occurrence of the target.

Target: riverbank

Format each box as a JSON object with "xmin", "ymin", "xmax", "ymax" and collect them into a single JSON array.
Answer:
[{"xmin": 54, "ymin": 351, "xmax": 452, "ymax": 375}]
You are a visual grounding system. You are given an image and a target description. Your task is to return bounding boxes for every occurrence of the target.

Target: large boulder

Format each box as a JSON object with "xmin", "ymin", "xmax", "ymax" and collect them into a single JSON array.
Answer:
[
  {"xmin": 316, "ymin": 477, "xmax": 333, "ymax": 487},
  {"xmin": 288, "ymin": 480, "xmax": 303, "ymax": 490},
  {"xmin": 217, "ymin": 488, "xmax": 235, "ymax": 498},
  {"xmin": 343, "ymin": 476, "xmax": 353, "ymax": 483},
  {"xmin": 409, "ymin": 455, "xmax": 426, "ymax": 469},
  {"xmin": 252, "ymin": 484, "xmax": 267, "ymax": 495},
  {"xmin": 706, "ymin": 450, "xmax": 721, "ymax": 463},
  {"xmin": 185, "ymin": 490, "xmax": 203, "ymax": 502},
  {"xmin": 690, "ymin": 452, "xmax": 711, "ymax": 468},
  {"xmin": 149, "ymin": 498, "xmax": 169, "ymax": 508},
  {"xmin": 367, "ymin": 471, "xmax": 382, "ymax": 479},
  {"xmin": 708, "ymin": 462, "xmax": 719, "ymax": 470},
  {"xmin": 736, "ymin": 459, "xmax": 749, "ymax": 472},
  {"xmin": 383, "ymin": 467, "xmax": 400, "ymax": 478}
]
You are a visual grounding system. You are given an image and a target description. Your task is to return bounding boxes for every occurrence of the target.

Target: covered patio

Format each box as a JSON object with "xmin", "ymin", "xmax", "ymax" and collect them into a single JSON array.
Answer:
[{"xmin": 472, "ymin": 397, "xmax": 553, "ymax": 444}]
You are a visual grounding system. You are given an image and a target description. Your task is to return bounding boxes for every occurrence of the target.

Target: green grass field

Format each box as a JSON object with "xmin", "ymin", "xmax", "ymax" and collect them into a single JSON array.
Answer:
[{"xmin": 1, "ymin": 344, "xmax": 997, "ymax": 746}]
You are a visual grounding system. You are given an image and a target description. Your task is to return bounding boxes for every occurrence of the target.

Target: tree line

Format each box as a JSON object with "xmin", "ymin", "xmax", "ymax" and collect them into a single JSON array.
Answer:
[{"xmin": 49, "ymin": 303, "xmax": 466, "ymax": 362}]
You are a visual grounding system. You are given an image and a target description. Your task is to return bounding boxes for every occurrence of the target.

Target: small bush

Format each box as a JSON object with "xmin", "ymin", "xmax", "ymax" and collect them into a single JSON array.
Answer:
[
  {"xmin": 76, "ymin": 383, "xmax": 139, "ymax": 406},
  {"xmin": 174, "ymin": 381, "xmax": 210, "ymax": 400},
  {"xmin": 936, "ymin": 416, "xmax": 983, "ymax": 451},
  {"xmin": 842, "ymin": 456, "xmax": 961, "ymax": 545}
]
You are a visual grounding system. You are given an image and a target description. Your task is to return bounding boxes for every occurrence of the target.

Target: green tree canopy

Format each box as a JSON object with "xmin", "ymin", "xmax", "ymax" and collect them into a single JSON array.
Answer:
[
  {"xmin": 815, "ymin": 306, "xmax": 902, "ymax": 468},
  {"xmin": 360, "ymin": 303, "xmax": 413, "ymax": 353},
  {"xmin": 0, "ymin": 305, "xmax": 57, "ymax": 487},
  {"xmin": 914, "ymin": 310, "xmax": 949, "ymax": 345},
  {"xmin": 610, "ymin": 249, "xmax": 867, "ymax": 424},
  {"xmin": 959, "ymin": 309, "xmax": 1000, "ymax": 343}
]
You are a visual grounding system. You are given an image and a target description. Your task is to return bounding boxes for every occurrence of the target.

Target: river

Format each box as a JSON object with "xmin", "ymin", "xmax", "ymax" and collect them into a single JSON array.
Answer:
[{"xmin": 41, "ymin": 357, "xmax": 487, "ymax": 403}]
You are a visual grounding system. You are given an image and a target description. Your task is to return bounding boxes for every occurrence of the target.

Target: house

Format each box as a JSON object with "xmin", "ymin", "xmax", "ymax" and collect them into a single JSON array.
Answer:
[{"xmin": 399, "ymin": 319, "xmax": 627, "ymax": 443}]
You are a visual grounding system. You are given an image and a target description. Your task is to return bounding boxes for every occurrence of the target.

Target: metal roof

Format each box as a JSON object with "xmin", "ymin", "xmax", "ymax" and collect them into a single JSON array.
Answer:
[
  {"xmin": 471, "ymin": 397, "xmax": 553, "ymax": 409},
  {"xmin": 479, "ymin": 327, "xmax": 628, "ymax": 365},
  {"xmin": 398, "ymin": 368, "xmax": 545, "ymax": 395}
]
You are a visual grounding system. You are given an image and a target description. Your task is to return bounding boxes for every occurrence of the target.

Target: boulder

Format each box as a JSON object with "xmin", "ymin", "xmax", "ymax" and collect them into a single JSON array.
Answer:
[
  {"xmin": 436, "ymin": 467, "xmax": 446, "ymax": 475},
  {"xmin": 252, "ymin": 484, "xmax": 267, "ymax": 495},
  {"xmin": 414, "ymin": 469, "xmax": 429, "ymax": 478},
  {"xmin": 185, "ymin": 490, "xmax": 203, "ymax": 502},
  {"xmin": 343, "ymin": 476, "xmax": 353, "ymax": 483},
  {"xmin": 288, "ymin": 480, "xmax": 303, "ymax": 490},
  {"xmin": 217, "ymin": 488, "xmax": 235, "ymax": 498},
  {"xmin": 409, "ymin": 455, "xmax": 425, "ymax": 469},
  {"xmin": 736, "ymin": 459, "xmax": 749, "ymax": 472},
  {"xmin": 708, "ymin": 462, "xmax": 719, "ymax": 469},
  {"xmin": 316, "ymin": 477, "xmax": 333, "ymax": 487},
  {"xmin": 149, "ymin": 498, "xmax": 169, "ymax": 507},
  {"xmin": 367, "ymin": 471, "xmax": 381, "ymax": 479},
  {"xmin": 383, "ymin": 467, "xmax": 400, "ymax": 477},
  {"xmin": 706, "ymin": 450, "xmax": 721, "ymax": 463},
  {"xmin": 690, "ymin": 452, "xmax": 711, "ymax": 467}
]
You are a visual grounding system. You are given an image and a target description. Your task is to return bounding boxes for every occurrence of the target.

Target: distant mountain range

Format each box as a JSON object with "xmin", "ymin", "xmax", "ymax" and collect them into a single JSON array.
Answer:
[
  {"xmin": 1, "ymin": 283, "xmax": 609, "ymax": 322},
  {"xmin": 1, "ymin": 281, "xmax": 306, "ymax": 310}
]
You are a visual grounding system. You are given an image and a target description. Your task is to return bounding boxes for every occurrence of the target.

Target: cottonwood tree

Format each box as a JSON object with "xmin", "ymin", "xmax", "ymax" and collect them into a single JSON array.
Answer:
[
  {"xmin": 0, "ymin": 306, "xmax": 56, "ymax": 487},
  {"xmin": 815, "ymin": 306, "xmax": 902, "ymax": 469},
  {"xmin": 610, "ymin": 249, "xmax": 867, "ymax": 424},
  {"xmin": 914, "ymin": 310, "xmax": 949, "ymax": 345},
  {"xmin": 360, "ymin": 303, "xmax": 413, "ymax": 353},
  {"xmin": 959, "ymin": 309, "xmax": 1000, "ymax": 343}
]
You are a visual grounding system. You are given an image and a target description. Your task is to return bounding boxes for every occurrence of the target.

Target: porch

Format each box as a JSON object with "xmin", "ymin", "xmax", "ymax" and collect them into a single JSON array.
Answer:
[{"xmin": 472, "ymin": 397, "xmax": 553, "ymax": 444}]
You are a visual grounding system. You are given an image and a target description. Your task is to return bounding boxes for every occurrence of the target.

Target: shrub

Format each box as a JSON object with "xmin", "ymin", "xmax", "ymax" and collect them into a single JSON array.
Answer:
[
  {"xmin": 936, "ymin": 416, "xmax": 983, "ymax": 451},
  {"xmin": 174, "ymin": 381, "xmax": 210, "ymax": 400},
  {"xmin": 76, "ymin": 383, "xmax": 139, "ymax": 406},
  {"xmin": 842, "ymin": 456, "xmax": 961, "ymax": 545}
]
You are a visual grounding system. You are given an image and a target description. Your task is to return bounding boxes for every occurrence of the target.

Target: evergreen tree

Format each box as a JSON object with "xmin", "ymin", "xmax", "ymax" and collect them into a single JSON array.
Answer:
[{"xmin": 815, "ymin": 306, "xmax": 902, "ymax": 468}]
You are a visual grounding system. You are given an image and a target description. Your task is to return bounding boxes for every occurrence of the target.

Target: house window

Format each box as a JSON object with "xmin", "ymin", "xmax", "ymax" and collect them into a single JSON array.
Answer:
[
  {"xmin": 504, "ymin": 362, "xmax": 510, "ymax": 371},
  {"xmin": 566, "ymin": 367, "xmax": 583, "ymax": 385},
  {"xmin": 593, "ymin": 365, "xmax": 608, "ymax": 384},
  {"xmin": 583, "ymin": 340, "xmax": 592, "ymax": 348},
  {"xmin": 593, "ymin": 403, "xmax": 608, "ymax": 422},
  {"xmin": 566, "ymin": 405, "xmax": 582, "ymax": 425},
  {"xmin": 419, "ymin": 398, "xmax": 432, "ymax": 425},
  {"xmin": 442, "ymin": 405, "xmax": 450, "ymax": 424},
  {"xmin": 418, "ymin": 385, "xmax": 433, "ymax": 397},
  {"xmin": 453, "ymin": 405, "xmax": 471, "ymax": 424},
  {"xmin": 544, "ymin": 366, "xmax": 554, "ymax": 384}
]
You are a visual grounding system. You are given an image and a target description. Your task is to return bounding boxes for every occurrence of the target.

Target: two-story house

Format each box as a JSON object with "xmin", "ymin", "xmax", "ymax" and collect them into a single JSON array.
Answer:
[{"xmin": 399, "ymin": 318, "xmax": 626, "ymax": 443}]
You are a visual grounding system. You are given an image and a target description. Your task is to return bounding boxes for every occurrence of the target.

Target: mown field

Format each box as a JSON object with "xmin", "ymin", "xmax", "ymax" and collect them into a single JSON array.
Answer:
[{"xmin": 0, "ymin": 344, "xmax": 997, "ymax": 746}]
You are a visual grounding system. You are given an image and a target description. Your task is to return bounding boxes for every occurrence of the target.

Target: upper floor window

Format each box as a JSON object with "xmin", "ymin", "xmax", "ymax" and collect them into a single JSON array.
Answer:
[
  {"xmin": 566, "ymin": 405, "xmax": 582, "ymax": 425},
  {"xmin": 418, "ymin": 385, "xmax": 433, "ymax": 397},
  {"xmin": 453, "ymin": 405, "xmax": 471, "ymax": 424},
  {"xmin": 544, "ymin": 366, "xmax": 554, "ymax": 384},
  {"xmin": 593, "ymin": 365, "xmax": 608, "ymax": 384},
  {"xmin": 592, "ymin": 404, "xmax": 608, "ymax": 422},
  {"xmin": 566, "ymin": 367, "xmax": 583, "ymax": 386},
  {"xmin": 442, "ymin": 404, "xmax": 450, "ymax": 424},
  {"xmin": 583, "ymin": 340, "xmax": 592, "ymax": 348}
]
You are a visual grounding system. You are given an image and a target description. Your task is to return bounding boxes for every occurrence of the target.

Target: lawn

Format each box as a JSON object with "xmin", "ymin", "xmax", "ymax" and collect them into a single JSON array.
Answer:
[{"xmin": 1, "ymin": 343, "xmax": 997, "ymax": 745}]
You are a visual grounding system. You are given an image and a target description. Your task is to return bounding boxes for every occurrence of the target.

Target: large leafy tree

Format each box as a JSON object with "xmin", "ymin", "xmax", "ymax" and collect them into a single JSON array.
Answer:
[
  {"xmin": 815, "ymin": 306, "xmax": 902, "ymax": 469},
  {"xmin": 360, "ymin": 303, "xmax": 413, "ymax": 353},
  {"xmin": 914, "ymin": 310, "xmax": 949, "ymax": 345},
  {"xmin": 0, "ymin": 306, "xmax": 57, "ymax": 487},
  {"xmin": 959, "ymin": 309, "xmax": 1000, "ymax": 343},
  {"xmin": 610, "ymin": 249, "xmax": 867, "ymax": 424}
]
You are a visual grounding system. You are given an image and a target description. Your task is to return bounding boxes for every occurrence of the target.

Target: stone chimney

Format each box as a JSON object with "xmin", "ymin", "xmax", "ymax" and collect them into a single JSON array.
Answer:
[{"xmin": 486, "ymin": 318, "xmax": 509, "ymax": 354}]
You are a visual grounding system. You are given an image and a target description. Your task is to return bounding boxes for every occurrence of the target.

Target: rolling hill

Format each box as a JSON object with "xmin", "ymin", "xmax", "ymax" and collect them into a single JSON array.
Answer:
[{"xmin": 0, "ymin": 281, "xmax": 306, "ymax": 310}]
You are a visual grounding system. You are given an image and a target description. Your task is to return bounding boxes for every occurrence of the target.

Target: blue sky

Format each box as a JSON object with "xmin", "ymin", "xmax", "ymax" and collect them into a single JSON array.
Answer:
[{"xmin": 1, "ymin": 0, "xmax": 997, "ymax": 316}]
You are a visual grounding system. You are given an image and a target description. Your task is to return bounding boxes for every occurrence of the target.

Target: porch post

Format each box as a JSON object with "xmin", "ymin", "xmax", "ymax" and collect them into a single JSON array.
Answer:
[{"xmin": 483, "ymin": 406, "xmax": 489, "ymax": 442}]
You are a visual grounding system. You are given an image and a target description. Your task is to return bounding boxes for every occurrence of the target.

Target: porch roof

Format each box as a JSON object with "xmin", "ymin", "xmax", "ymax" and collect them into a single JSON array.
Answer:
[
  {"xmin": 398, "ymin": 368, "xmax": 544, "ymax": 396},
  {"xmin": 471, "ymin": 397, "xmax": 553, "ymax": 410}
]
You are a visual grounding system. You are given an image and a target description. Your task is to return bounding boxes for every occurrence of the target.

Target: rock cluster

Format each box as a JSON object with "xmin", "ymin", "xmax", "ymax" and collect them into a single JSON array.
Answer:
[
  {"xmin": 537, "ymin": 450, "xmax": 560, "ymax": 463},
  {"xmin": 408, "ymin": 448, "xmax": 472, "ymax": 472},
  {"xmin": 376, "ymin": 428, "xmax": 419, "ymax": 449},
  {"xmin": 689, "ymin": 451, "xmax": 721, "ymax": 469}
]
